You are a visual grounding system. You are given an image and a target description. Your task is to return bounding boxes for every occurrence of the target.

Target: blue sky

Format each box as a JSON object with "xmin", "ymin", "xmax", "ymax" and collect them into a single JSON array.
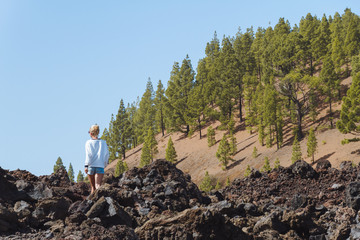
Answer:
[{"xmin": 0, "ymin": 0, "xmax": 358, "ymax": 177}]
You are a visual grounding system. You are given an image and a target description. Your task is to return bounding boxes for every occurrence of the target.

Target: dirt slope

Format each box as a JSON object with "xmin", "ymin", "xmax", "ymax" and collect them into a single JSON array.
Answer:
[{"xmin": 106, "ymin": 75, "xmax": 360, "ymax": 186}]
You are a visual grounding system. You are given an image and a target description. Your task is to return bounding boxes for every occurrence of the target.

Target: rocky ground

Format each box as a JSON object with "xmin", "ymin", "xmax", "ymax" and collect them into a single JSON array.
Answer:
[{"xmin": 2, "ymin": 159, "xmax": 360, "ymax": 239}]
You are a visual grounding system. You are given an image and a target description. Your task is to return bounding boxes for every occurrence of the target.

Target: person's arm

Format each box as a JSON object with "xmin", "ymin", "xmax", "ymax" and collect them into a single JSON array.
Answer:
[
  {"xmin": 104, "ymin": 141, "xmax": 109, "ymax": 168},
  {"xmin": 85, "ymin": 141, "xmax": 92, "ymax": 174}
]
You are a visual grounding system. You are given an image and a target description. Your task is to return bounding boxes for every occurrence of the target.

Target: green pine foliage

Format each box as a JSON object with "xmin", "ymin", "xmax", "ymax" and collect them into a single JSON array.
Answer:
[
  {"xmin": 76, "ymin": 171, "xmax": 84, "ymax": 182},
  {"xmin": 225, "ymin": 177, "xmax": 231, "ymax": 187},
  {"xmin": 134, "ymin": 79, "xmax": 156, "ymax": 144},
  {"xmin": 99, "ymin": 9, "xmax": 360, "ymax": 174},
  {"xmin": 319, "ymin": 55, "xmax": 339, "ymax": 128},
  {"xmin": 337, "ymin": 71, "xmax": 360, "ymax": 134},
  {"xmin": 165, "ymin": 56, "xmax": 195, "ymax": 135},
  {"xmin": 274, "ymin": 158, "xmax": 280, "ymax": 169},
  {"xmin": 229, "ymin": 134, "xmax": 237, "ymax": 156},
  {"xmin": 154, "ymin": 80, "xmax": 166, "ymax": 137},
  {"xmin": 146, "ymin": 127, "xmax": 158, "ymax": 159},
  {"xmin": 114, "ymin": 160, "xmax": 128, "ymax": 177},
  {"xmin": 165, "ymin": 136, "xmax": 177, "ymax": 163},
  {"xmin": 139, "ymin": 128, "xmax": 158, "ymax": 167},
  {"xmin": 215, "ymin": 180, "xmax": 221, "ymax": 190},
  {"xmin": 139, "ymin": 141, "xmax": 151, "ymax": 167},
  {"xmin": 207, "ymin": 126, "xmax": 216, "ymax": 147},
  {"xmin": 291, "ymin": 135, "xmax": 302, "ymax": 163},
  {"xmin": 244, "ymin": 165, "xmax": 251, "ymax": 177},
  {"xmin": 261, "ymin": 157, "xmax": 271, "ymax": 173},
  {"xmin": 252, "ymin": 147, "xmax": 258, "ymax": 158},
  {"xmin": 228, "ymin": 115, "xmax": 235, "ymax": 135},
  {"xmin": 216, "ymin": 134, "xmax": 232, "ymax": 170},
  {"xmin": 53, "ymin": 157, "xmax": 65, "ymax": 173},
  {"xmin": 68, "ymin": 163, "xmax": 74, "ymax": 183},
  {"xmin": 114, "ymin": 99, "xmax": 132, "ymax": 159},
  {"xmin": 307, "ymin": 128, "xmax": 318, "ymax": 163},
  {"xmin": 188, "ymin": 69, "xmax": 207, "ymax": 139},
  {"xmin": 199, "ymin": 171, "xmax": 214, "ymax": 192}
]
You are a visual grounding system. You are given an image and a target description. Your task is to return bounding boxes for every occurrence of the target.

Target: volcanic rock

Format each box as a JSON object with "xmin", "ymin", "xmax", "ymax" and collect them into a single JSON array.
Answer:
[{"xmin": 1, "ymin": 159, "xmax": 360, "ymax": 239}]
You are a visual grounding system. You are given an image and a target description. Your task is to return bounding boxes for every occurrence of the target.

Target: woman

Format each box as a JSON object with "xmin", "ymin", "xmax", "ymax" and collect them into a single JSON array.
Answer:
[{"xmin": 85, "ymin": 124, "xmax": 109, "ymax": 194}]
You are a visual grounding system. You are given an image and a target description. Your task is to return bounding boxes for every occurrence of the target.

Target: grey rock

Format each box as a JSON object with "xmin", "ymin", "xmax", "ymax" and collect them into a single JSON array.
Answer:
[{"xmin": 346, "ymin": 182, "xmax": 360, "ymax": 210}]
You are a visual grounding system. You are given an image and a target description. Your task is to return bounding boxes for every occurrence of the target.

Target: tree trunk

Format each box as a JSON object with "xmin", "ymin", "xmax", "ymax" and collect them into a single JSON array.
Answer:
[
  {"xmin": 296, "ymin": 101, "xmax": 304, "ymax": 140},
  {"xmin": 239, "ymin": 95, "xmax": 243, "ymax": 122},
  {"xmin": 198, "ymin": 116, "xmax": 202, "ymax": 139},
  {"xmin": 122, "ymin": 146, "xmax": 126, "ymax": 160},
  {"xmin": 160, "ymin": 110, "xmax": 165, "ymax": 137},
  {"xmin": 329, "ymin": 98, "xmax": 333, "ymax": 128}
]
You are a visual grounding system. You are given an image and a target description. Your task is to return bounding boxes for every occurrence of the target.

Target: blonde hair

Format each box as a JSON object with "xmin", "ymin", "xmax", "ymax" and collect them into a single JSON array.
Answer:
[{"xmin": 89, "ymin": 124, "xmax": 100, "ymax": 137}]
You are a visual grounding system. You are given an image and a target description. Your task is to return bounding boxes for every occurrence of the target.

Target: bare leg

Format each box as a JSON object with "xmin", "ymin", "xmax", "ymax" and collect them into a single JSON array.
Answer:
[
  {"xmin": 95, "ymin": 173, "xmax": 104, "ymax": 189},
  {"xmin": 88, "ymin": 174, "xmax": 96, "ymax": 194}
]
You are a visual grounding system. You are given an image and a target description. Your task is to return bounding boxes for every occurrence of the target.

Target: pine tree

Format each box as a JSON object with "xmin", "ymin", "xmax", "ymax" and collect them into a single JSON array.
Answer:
[
  {"xmin": 126, "ymin": 100, "xmax": 139, "ymax": 148},
  {"xmin": 216, "ymin": 134, "xmax": 232, "ymax": 170},
  {"xmin": 114, "ymin": 160, "xmax": 128, "ymax": 177},
  {"xmin": 313, "ymin": 14, "xmax": 331, "ymax": 61},
  {"xmin": 188, "ymin": 76, "xmax": 207, "ymax": 139},
  {"xmin": 53, "ymin": 157, "xmax": 65, "ymax": 173},
  {"xmin": 113, "ymin": 99, "xmax": 132, "ymax": 159},
  {"xmin": 330, "ymin": 12, "xmax": 346, "ymax": 75},
  {"xmin": 154, "ymin": 80, "xmax": 166, "ymax": 136},
  {"xmin": 107, "ymin": 114, "xmax": 117, "ymax": 162},
  {"xmin": 291, "ymin": 135, "xmax": 302, "ymax": 163},
  {"xmin": 274, "ymin": 158, "xmax": 280, "ymax": 169},
  {"xmin": 165, "ymin": 56, "xmax": 195, "ymax": 135},
  {"xmin": 207, "ymin": 126, "xmax": 216, "ymax": 147},
  {"xmin": 199, "ymin": 171, "xmax": 214, "ymax": 192},
  {"xmin": 344, "ymin": 14, "xmax": 360, "ymax": 58},
  {"xmin": 229, "ymin": 134, "xmax": 237, "ymax": 156},
  {"xmin": 165, "ymin": 136, "xmax": 177, "ymax": 163},
  {"xmin": 139, "ymin": 141, "xmax": 151, "ymax": 167},
  {"xmin": 278, "ymin": 72, "xmax": 313, "ymax": 140},
  {"xmin": 299, "ymin": 13, "xmax": 319, "ymax": 76},
  {"xmin": 252, "ymin": 147, "xmax": 258, "ymax": 158},
  {"xmin": 134, "ymin": 79, "xmax": 156, "ymax": 144},
  {"xmin": 307, "ymin": 128, "xmax": 318, "ymax": 163},
  {"xmin": 352, "ymin": 55, "xmax": 360, "ymax": 76},
  {"xmin": 337, "ymin": 72, "xmax": 360, "ymax": 134},
  {"xmin": 234, "ymin": 28, "xmax": 255, "ymax": 121},
  {"xmin": 319, "ymin": 55, "xmax": 339, "ymax": 128},
  {"xmin": 227, "ymin": 114, "xmax": 235, "ymax": 135},
  {"xmin": 215, "ymin": 36, "xmax": 239, "ymax": 125},
  {"xmin": 77, "ymin": 171, "xmax": 84, "ymax": 182},
  {"xmin": 244, "ymin": 165, "xmax": 251, "ymax": 177},
  {"xmin": 226, "ymin": 177, "xmax": 231, "ymax": 187},
  {"xmin": 203, "ymin": 32, "xmax": 221, "ymax": 106},
  {"xmin": 146, "ymin": 127, "xmax": 158, "ymax": 160},
  {"xmin": 261, "ymin": 157, "xmax": 271, "ymax": 172},
  {"xmin": 68, "ymin": 163, "xmax": 74, "ymax": 183},
  {"xmin": 215, "ymin": 180, "xmax": 221, "ymax": 190}
]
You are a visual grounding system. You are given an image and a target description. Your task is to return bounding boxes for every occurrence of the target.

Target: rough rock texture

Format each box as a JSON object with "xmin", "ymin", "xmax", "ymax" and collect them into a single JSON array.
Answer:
[{"xmin": 2, "ymin": 159, "xmax": 360, "ymax": 239}]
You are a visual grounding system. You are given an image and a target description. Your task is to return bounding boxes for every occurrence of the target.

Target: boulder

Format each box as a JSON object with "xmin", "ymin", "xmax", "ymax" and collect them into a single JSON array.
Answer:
[
  {"xmin": 0, "ymin": 204, "xmax": 18, "ymax": 232},
  {"xmin": 345, "ymin": 182, "xmax": 360, "ymax": 210},
  {"xmin": 32, "ymin": 197, "xmax": 71, "ymax": 222},
  {"xmin": 316, "ymin": 160, "xmax": 331, "ymax": 172},
  {"xmin": 253, "ymin": 210, "xmax": 289, "ymax": 234},
  {"xmin": 135, "ymin": 207, "xmax": 249, "ymax": 240},
  {"xmin": 290, "ymin": 160, "xmax": 318, "ymax": 179}
]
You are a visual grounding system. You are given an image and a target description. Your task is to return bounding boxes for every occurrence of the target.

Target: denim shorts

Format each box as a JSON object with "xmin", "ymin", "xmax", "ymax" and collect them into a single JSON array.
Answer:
[{"xmin": 88, "ymin": 167, "xmax": 104, "ymax": 175}]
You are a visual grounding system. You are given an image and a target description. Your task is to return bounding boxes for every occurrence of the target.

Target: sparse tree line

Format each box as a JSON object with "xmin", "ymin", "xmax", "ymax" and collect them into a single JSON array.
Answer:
[{"xmin": 55, "ymin": 9, "xmax": 360, "ymax": 183}]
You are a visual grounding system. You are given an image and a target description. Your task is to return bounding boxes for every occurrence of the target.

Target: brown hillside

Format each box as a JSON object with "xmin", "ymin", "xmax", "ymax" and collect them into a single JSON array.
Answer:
[{"xmin": 106, "ymin": 75, "xmax": 360, "ymax": 186}]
